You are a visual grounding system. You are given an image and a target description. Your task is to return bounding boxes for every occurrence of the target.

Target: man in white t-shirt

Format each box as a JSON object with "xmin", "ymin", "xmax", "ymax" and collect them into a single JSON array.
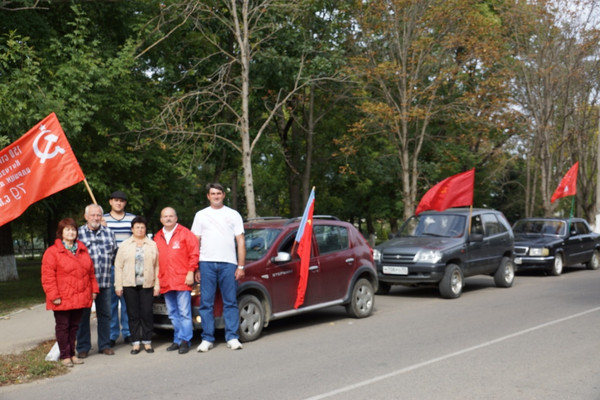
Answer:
[{"xmin": 191, "ymin": 183, "xmax": 246, "ymax": 352}]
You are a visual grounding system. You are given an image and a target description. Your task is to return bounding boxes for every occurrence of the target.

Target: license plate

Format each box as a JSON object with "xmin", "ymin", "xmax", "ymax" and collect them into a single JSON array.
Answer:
[
  {"xmin": 383, "ymin": 266, "xmax": 408, "ymax": 275},
  {"xmin": 153, "ymin": 303, "xmax": 168, "ymax": 315},
  {"xmin": 514, "ymin": 257, "xmax": 522, "ymax": 265}
]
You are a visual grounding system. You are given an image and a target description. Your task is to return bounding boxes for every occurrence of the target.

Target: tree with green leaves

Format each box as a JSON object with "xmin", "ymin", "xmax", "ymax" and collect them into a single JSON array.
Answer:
[
  {"xmin": 140, "ymin": 0, "xmax": 347, "ymax": 218},
  {"xmin": 0, "ymin": 2, "xmax": 197, "ymax": 281},
  {"xmin": 346, "ymin": 0, "xmax": 513, "ymax": 220},
  {"xmin": 504, "ymin": 0, "xmax": 600, "ymax": 218}
]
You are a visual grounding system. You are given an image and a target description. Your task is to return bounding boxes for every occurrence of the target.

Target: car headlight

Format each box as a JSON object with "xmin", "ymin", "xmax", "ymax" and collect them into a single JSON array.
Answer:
[
  {"xmin": 529, "ymin": 247, "xmax": 550, "ymax": 256},
  {"xmin": 415, "ymin": 250, "xmax": 442, "ymax": 264},
  {"xmin": 373, "ymin": 249, "xmax": 381, "ymax": 262}
]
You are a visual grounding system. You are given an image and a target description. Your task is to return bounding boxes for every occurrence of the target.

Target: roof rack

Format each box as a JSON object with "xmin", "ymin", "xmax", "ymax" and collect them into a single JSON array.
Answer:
[
  {"xmin": 285, "ymin": 215, "xmax": 340, "ymax": 224},
  {"xmin": 245, "ymin": 216, "xmax": 284, "ymax": 222}
]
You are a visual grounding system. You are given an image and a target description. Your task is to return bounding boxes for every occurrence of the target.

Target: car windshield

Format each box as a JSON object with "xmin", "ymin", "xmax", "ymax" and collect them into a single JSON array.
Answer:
[
  {"xmin": 245, "ymin": 228, "xmax": 282, "ymax": 261},
  {"xmin": 513, "ymin": 220, "xmax": 565, "ymax": 236},
  {"xmin": 398, "ymin": 214, "xmax": 466, "ymax": 238}
]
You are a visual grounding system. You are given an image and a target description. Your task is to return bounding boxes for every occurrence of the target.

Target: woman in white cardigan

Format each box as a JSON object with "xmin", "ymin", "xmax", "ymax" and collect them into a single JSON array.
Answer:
[{"xmin": 114, "ymin": 216, "xmax": 159, "ymax": 354}]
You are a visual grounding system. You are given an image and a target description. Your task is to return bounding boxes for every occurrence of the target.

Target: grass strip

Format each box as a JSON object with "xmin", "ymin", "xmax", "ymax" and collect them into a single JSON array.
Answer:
[
  {"xmin": 0, "ymin": 340, "xmax": 68, "ymax": 386},
  {"xmin": 0, "ymin": 258, "xmax": 68, "ymax": 386},
  {"xmin": 0, "ymin": 258, "xmax": 45, "ymax": 317}
]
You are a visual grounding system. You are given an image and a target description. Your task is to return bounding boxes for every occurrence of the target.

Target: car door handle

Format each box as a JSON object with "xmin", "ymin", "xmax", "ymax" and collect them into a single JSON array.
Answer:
[
  {"xmin": 345, "ymin": 258, "xmax": 354, "ymax": 264},
  {"xmin": 309, "ymin": 265, "xmax": 319, "ymax": 271}
]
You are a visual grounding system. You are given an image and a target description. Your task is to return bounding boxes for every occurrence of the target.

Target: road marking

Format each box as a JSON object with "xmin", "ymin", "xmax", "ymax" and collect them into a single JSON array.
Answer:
[{"xmin": 305, "ymin": 306, "xmax": 600, "ymax": 400}]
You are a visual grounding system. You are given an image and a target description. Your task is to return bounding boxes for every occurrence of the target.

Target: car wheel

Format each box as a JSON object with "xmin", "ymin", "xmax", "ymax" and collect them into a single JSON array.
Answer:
[
  {"xmin": 439, "ymin": 264, "xmax": 463, "ymax": 299},
  {"xmin": 345, "ymin": 278, "xmax": 375, "ymax": 318},
  {"xmin": 549, "ymin": 253, "xmax": 564, "ymax": 276},
  {"xmin": 586, "ymin": 249, "xmax": 600, "ymax": 270},
  {"xmin": 494, "ymin": 256, "xmax": 515, "ymax": 287},
  {"xmin": 238, "ymin": 294, "xmax": 265, "ymax": 342},
  {"xmin": 375, "ymin": 281, "xmax": 391, "ymax": 295}
]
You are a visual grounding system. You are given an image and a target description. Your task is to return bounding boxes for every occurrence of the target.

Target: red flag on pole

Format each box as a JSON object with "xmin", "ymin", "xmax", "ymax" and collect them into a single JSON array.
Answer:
[
  {"xmin": 294, "ymin": 187, "xmax": 315, "ymax": 309},
  {"xmin": 551, "ymin": 162, "xmax": 578, "ymax": 203},
  {"xmin": 415, "ymin": 169, "xmax": 475, "ymax": 215},
  {"xmin": 0, "ymin": 113, "xmax": 85, "ymax": 226}
]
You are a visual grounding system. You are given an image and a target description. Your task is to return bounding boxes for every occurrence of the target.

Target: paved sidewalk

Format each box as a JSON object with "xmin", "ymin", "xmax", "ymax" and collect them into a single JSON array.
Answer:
[{"xmin": 0, "ymin": 304, "xmax": 55, "ymax": 355}]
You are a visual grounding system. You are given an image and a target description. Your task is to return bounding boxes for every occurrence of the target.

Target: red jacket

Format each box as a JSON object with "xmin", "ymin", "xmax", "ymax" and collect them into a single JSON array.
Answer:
[
  {"xmin": 155, "ymin": 224, "xmax": 199, "ymax": 294},
  {"xmin": 41, "ymin": 239, "xmax": 99, "ymax": 311}
]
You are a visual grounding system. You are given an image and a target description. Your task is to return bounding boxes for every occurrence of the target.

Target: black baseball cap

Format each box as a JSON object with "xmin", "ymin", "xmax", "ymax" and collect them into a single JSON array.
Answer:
[{"xmin": 109, "ymin": 191, "xmax": 128, "ymax": 201}]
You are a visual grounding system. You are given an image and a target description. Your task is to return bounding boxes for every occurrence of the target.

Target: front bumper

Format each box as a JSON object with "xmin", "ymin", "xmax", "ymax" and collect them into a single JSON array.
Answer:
[
  {"xmin": 513, "ymin": 255, "xmax": 554, "ymax": 270},
  {"xmin": 153, "ymin": 303, "xmax": 203, "ymax": 330},
  {"xmin": 377, "ymin": 262, "xmax": 446, "ymax": 284}
]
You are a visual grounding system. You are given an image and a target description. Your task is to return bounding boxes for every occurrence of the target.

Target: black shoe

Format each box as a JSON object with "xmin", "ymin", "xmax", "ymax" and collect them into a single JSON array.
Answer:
[
  {"xmin": 144, "ymin": 345, "xmax": 154, "ymax": 354},
  {"xmin": 109, "ymin": 339, "xmax": 116, "ymax": 347},
  {"xmin": 124, "ymin": 336, "xmax": 132, "ymax": 344},
  {"xmin": 130, "ymin": 347, "xmax": 141, "ymax": 355},
  {"xmin": 178, "ymin": 341, "xmax": 190, "ymax": 354},
  {"xmin": 166, "ymin": 343, "xmax": 179, "ymax": 352}
]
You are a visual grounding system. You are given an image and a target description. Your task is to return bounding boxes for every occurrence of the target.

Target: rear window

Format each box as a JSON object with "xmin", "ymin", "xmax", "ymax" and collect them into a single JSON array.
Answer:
[
  {"xmin": 481, "ymin": 213, "xmax": 507, "ymax": 237},
  {"xmin": 314, "ymin": 225, "xmax": 349, "ymax": 254},
  {"xmin": 572, "ymin": 221, "xmax": 590, "ymax": 235}
]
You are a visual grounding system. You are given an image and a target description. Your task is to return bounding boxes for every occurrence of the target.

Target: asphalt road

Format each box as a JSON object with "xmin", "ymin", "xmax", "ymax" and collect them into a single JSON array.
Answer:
[{"xmin": 2, "ymin": 266, "xmax": 600, "ymax": 400}]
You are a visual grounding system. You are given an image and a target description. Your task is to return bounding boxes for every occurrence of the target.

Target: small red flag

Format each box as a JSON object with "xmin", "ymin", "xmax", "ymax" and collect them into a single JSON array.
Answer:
[
  {"xmin": 0, "ymin": 113, "xmax": 85, "ymax": 226},
  {"xmin": 551, "ymin": 162, "xmax": 578, "ymax": 203},
  {"xmin": 415, "ymin": 169, "xmax": 475, "ymax": 215},
  {"xmin": 294, "ymin": 188, "xmax": 315, "ymax": 309}
]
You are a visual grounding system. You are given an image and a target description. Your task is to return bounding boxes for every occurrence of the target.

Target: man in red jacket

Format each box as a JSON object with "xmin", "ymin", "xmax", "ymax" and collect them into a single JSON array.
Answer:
[{"xmin": 154, "ymin": 207, "xmax": 199, "ymax": 354}]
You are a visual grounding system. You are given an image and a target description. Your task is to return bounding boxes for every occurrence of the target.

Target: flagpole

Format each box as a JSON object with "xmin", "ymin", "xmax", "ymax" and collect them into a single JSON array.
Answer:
[
  {"xmin": 569, "ymin": 196, "xmax": 575, "ymax": 219},
  {"xmin": 291, "ymin": 240, "xmax": 297, "ymax": 257},
  {"xmin": 291, "ymin": 186, "xmax": 316, "ymax": 256},
  {"xmin": 83, "ymin": 177, "xmax": 97, "ymax": 205},
  {"xmin": 468, "ymin": 205, "xmax": 473, "ymax": 235},
  {"xmin": 566, "ymin": 196, "xmax": 575, "ymax": 234}
]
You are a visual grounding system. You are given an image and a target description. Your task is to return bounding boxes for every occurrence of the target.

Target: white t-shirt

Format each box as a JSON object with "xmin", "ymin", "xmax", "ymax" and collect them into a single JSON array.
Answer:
[{"xmin": 190, "ymin": 206, "xmax": 244, "ymax": 264}]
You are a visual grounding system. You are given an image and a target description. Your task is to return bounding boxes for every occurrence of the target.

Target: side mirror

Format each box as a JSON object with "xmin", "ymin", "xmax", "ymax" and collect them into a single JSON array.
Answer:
[
  {"xmin": 469, "ymin": 233, "xmax": 484, "ymax": 242},
  {"xmin": 272, "ymin": 251, "xmax": 291, "ymax": 263}
]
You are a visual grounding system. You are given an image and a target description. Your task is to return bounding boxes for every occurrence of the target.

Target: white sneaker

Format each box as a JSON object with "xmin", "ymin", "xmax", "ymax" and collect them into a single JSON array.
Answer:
[
  {"xmin": 226, "ymin": 339, "xmax": 243, "ymax": 350},
  {"xmin": 197, "ymin": 340, "xmax": 214, "ymax": 352}
]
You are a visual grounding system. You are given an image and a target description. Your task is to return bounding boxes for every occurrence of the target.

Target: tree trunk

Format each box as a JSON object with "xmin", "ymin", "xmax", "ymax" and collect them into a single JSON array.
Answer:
[
  {"xmin": 302, "ymin": 85, "xmax": 315, "ymax": 205},
  {"xmin": 239, "ymin": 0, "xmax": 256, "ymax": 220},
  {"xmin": 231, "ymin": 174, "xmax": 239, "ymax": 213},
  {"xmin": 0, "ymin": 223, "xmax": 19, "ymax": 281}
]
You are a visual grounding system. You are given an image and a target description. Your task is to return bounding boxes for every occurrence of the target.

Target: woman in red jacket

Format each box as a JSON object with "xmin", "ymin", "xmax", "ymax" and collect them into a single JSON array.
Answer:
[{"xmin": 41, "ymin": 218, "xmax": 99, "ymax": 367}]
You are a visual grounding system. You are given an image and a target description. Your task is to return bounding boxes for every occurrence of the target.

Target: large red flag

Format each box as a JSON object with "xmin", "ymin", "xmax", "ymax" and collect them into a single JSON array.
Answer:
[
  {"xmin": 0, "ymin": 113, "xmax": 85, "ymax": 226},
  {"xmin": 551, "ymin": 162, "xmax": 578, "ymax": 203},
  {"xmin": 415, "ymin": 169, "xmax": 475, "ymax": 215},
  {"xmin": 294, "ymin": 187, "xmax": 315, "ymax": 309}
]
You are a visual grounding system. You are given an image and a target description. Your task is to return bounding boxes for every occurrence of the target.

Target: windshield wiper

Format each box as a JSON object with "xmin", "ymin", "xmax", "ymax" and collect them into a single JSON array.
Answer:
[{"xmin": 421, "ymin": 232, "xmax": 444, "ymax": 237}]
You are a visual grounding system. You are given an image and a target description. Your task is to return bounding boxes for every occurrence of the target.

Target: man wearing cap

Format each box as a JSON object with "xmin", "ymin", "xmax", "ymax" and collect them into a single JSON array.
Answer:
[{"xmin": 104, "ymin": 191, "xmax": 135, "ymax": 346}]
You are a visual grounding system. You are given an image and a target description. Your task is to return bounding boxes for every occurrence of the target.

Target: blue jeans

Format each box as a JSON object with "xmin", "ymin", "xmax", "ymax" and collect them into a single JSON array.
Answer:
[
  {"xmin": 199, "ymin": 261, "xmax": 239, "ymax": 342},
  {"xmin": 110, "ymin": 267, "xmax": 130, "ymax": 341},
  {"xmin": 76, "ymin": 287, "xmax": 112, "ymax": 353},
  {"xmin": 164, "ymin": 290, "xmax": 193, "ymax": 344}
]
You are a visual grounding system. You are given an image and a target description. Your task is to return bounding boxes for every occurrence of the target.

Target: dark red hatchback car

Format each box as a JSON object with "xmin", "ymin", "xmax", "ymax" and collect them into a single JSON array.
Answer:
[{"xmin": 153, "ymin": 216, "xmax": 378, "ymax": 342}]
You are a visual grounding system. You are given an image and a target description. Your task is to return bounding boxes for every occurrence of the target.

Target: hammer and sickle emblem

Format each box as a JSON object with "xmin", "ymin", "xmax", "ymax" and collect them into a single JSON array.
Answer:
[{"xmin": 33, "ymin": 125, "xmax": 65, "ymax": 164}]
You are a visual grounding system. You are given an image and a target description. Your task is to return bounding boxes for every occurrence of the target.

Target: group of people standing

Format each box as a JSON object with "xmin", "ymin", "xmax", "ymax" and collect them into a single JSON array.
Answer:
[{"xmin": 41, "ymin": 183, "xmax": 246, "ymax": 367}]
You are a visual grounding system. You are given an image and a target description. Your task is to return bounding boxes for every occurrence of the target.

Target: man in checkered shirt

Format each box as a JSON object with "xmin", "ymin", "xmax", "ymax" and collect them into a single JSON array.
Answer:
[{"xmin": 76, "ymin": 204, "xmax": 118, "ymax": 358}]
